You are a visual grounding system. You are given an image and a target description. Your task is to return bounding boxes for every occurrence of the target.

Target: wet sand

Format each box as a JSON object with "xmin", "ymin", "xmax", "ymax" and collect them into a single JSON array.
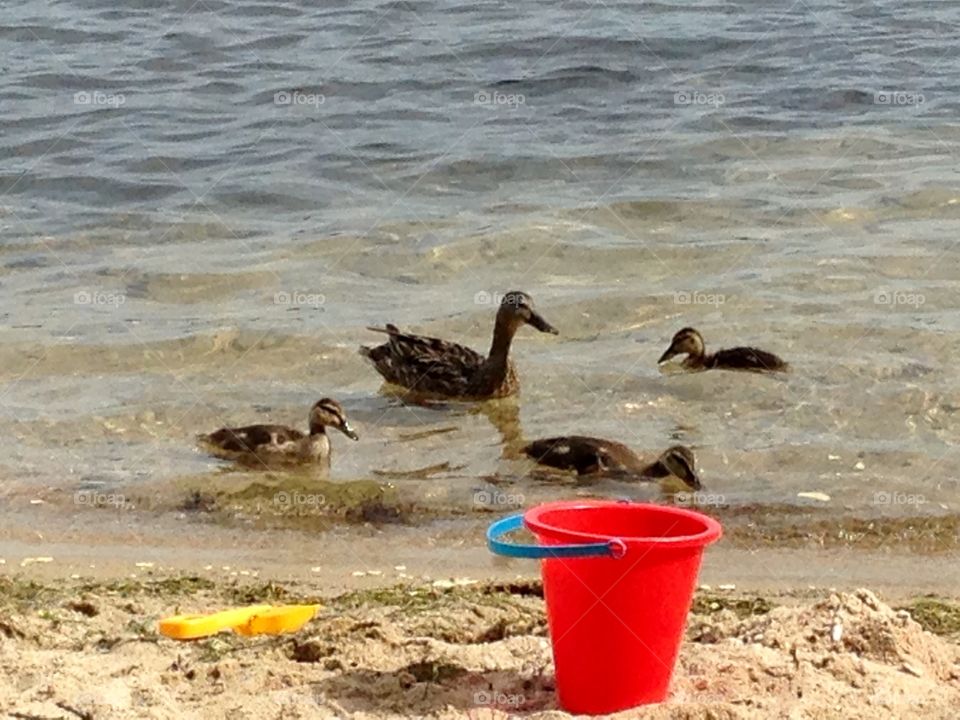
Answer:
[{"xmin": 1, "ymin": 481, "xmax": 959, "ymax": 593}]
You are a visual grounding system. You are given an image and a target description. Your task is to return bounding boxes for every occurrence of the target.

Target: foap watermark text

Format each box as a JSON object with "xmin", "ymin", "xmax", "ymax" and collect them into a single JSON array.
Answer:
[
  {"xmin": 874, "ymin": 289, "xmax": 924, "ymax": 308},
  {"xmin": 874, "ymin": 90, "xmax": 924, "ymax": 107},
  {"xmin": 474, "ymin": 90, "xmax": 525, "ymax": 108},
  {"xmin": 873, "ymin": 491, "xmax": 925, "ymax": 507},
  {"xmin": 74, "ymin": 90, "xmax": 125, "ymax": 108},
  {"xmin": 674, "ymin": 89, "xmax": 724, "ymax": 107},
  {"xmin": 474, "ymin": 690, "xmax": 525, "ymax": 708},
  {"xmin": 275, "ymin": 291, "xmax": 326, "ymax": 307},
  {"xmin": 674, "ymin": 291, "xmax": 725, "ymax": 307},
  {"xmin": 275, "ymin": 491, "xmax": 326, "ymax": 508},
  {"xmin": 75, "ymin": 490, "xmax": 129, "ymax": 508},
  {"xmin": 473, "ymin": 489, "xmax": 524, "ymax": 508},
  {"xmin": 675, "ymin": 491, "xmax": 726, "ymax": 507},
  {"xmin": 75, "ymin": 290, "xmax": 125, "ymax": 308},
  {"xmin": 275, "ymin": 90, "xmax": 324, "ymax": 108}
]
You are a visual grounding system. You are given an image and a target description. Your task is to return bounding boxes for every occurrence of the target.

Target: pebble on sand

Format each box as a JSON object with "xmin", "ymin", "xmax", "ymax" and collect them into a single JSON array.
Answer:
[{"xmin": 20, "ymin": 557, "xmax": 54, "ymax": 567}]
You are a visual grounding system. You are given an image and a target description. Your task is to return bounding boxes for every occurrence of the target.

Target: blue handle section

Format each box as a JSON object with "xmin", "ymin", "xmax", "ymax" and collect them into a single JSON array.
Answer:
[{"xmin": 486, "ymin": 513, "xmax": 621, "ymax": 559}]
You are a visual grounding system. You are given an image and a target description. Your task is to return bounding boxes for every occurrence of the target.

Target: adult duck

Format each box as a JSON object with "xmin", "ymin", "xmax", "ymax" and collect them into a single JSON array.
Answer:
[{"xmin": 360, "ymin": 291, "xmax": 558, "ymax": 400}]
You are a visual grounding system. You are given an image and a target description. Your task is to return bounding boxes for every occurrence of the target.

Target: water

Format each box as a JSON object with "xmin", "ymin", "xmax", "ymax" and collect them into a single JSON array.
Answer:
[{"xmin": 2, "ymin": 0, "xmax": 960, "ymax": 550}]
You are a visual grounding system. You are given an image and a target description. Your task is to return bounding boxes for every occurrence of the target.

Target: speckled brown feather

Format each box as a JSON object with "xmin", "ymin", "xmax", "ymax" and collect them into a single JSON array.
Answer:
[
  {"xmin": 360, "ymin": 324, "xmax": 496, "ymax": 395},
  {"xmin": 360, "ymin": 327, "xmax": 520, "ymax": 399},
  {"xmin": 203, "ymin": 425, "xmax": 304, "ymax": 454},
  {"xmin": 197, "ymin": 398, "xmax": 356, "ymax": 467}
]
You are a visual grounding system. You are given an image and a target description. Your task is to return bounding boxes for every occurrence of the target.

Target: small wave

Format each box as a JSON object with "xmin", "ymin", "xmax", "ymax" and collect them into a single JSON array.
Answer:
[
  {"xmin": 770, "ymin": 87, "xmax": 876, "ymax": 112},
  {"xmin": 0, "ymin": 174, "xmax": 182, "ymax": 204},
  {"xmin": 493, "ymin": 64, "xmax": 637, "ymax": 89},
  {"xmin": 0, "ymin": 24, "xmax": 123, "ymax": 44}
]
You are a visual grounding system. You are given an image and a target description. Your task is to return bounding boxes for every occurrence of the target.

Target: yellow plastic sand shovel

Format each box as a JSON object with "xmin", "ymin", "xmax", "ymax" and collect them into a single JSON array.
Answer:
[{"xmin": 159, "ymin": 604, "xmax": 320, "ymax": 640}]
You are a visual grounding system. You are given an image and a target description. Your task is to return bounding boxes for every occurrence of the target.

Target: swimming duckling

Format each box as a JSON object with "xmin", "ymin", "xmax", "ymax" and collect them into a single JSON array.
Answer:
[
  {"xmin": 197, "ymin": 398, "xmax": 358, "ymax": 467},
  {"xmin": 360, "ymin": 291, "xmax": 558, "ymax": 400},
  {"xmin": 522, "ymin": 437, "xmax": 701, "ymax": 490},
  {"xmin": 658, "ymin": 327, "xmax": 788, "ymax": 373}
]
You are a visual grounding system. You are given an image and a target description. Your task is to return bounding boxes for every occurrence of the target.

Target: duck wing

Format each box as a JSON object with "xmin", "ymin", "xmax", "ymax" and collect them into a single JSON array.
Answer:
[
  {"xmin": 710, "ymin": 346, "xmax": 788, "ymax": 372},
  {"xmin": 201, "ymin": 424, "xmax": 304, "ymax": 453},
  {"xmin": 522, "ymin": 435, "xmax": 635, "ymax": 475},
  {"xmin": 360, "ymin": 324, "xmax": 486, "ymax": 394}
]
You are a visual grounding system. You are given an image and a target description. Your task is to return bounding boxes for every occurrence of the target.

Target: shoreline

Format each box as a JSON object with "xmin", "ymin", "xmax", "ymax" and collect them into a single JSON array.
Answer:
[{"xmin": 1, "ymin": 496, "xmax": 958, "ymax": 598}]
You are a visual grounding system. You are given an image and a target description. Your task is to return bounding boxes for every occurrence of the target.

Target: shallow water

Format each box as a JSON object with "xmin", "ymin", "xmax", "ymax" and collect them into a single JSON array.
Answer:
[{"xmin": 2, "ymin": 1, "xmax": 960, "ymax": 556}]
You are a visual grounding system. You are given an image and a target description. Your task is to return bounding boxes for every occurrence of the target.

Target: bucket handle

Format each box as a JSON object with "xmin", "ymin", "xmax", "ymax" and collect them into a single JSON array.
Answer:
[{"xmin": 487, "ymin": 513, "xmax": 626, "ymax": 559}]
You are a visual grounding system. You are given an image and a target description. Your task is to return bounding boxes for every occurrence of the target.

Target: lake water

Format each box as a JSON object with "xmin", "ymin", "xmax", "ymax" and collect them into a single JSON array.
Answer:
[{"xmin": 2, "ymin": 0, "xmax": 959, "ymax": 560}]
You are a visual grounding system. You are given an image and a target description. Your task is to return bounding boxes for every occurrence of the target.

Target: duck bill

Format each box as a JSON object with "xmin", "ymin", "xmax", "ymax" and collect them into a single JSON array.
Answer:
[
  {"xmin": 339, "ymin": 423, "xmax": 360, "ymax": 441},
  {"xmin": 658, "ymin": 347, "xmax": 679, "ymax": 364},
  {"xmin": 527, "ymin": 310, "xmax": 559, "ymax": 335}
]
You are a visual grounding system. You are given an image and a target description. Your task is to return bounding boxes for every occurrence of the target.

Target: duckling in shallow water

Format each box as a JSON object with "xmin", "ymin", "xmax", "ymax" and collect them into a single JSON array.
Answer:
[
  {"xmin": 658, "ymin": 327, "xmax": 788, "ymax": 373},
  {"xmin": 197, "ymin": 398, "xmax": 358, "ymax": 468},
  {"xmin": 522, "ymin": 437, "xmax": 700, "ymax": 490},
  {"xmin": 360, "ymin": 291, "xmax": 558, "ymax": 400}
]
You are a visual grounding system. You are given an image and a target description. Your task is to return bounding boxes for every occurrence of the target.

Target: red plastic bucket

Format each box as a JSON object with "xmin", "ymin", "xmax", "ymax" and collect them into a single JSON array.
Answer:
[{"xmin": 488, "ymin": 500, "xmax": 722, "ymax": 714}]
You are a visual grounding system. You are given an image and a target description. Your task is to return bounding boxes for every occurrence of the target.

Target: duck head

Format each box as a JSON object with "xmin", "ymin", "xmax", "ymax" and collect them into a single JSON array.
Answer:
[
  {"xmin": 657, "ymin": 445, "xmax": 701, "ymax": 491},
  {"xmin": 498, "ymin": 290, "xmax": 559, "ymax": 335},
  {"xmin": 658, "ymin": 327, "xmax": 705, "ymax": 364},
  {"xmin": 309, "ymin": 398, "xmax": 359, "ymax": 440}
]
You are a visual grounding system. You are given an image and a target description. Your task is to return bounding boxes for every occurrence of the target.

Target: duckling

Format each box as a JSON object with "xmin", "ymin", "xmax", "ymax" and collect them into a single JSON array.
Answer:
[
  {"xmin": 658, "ymin": 327, "xmax": 788, "ymax": 373},
  {"xmin": 522, "ymin": 437, "xmax": 701, "ymax": 490},
  {"xmin": 197, "ymin": 398, "xmax": 358, "ymax": 467},
  {"xmin": 360, "ymin": 291, "xmax": 558, "ymax": 400}
]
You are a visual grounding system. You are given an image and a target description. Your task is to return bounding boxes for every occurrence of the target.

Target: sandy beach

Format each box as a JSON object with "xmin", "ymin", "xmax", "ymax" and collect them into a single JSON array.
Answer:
[
  {"xmin": 2, "ymin": 570, "xmax": 958, "ymax": 720},
  {"xmin": 2, "ymin": 467, "xmax": 959, "ymax": 718}
]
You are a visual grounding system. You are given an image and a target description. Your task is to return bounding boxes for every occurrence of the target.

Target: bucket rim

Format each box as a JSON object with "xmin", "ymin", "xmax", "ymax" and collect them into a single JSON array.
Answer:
[{"xmin": 523, "ymin": 500, "xmax": 722, "ymax": 550}]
